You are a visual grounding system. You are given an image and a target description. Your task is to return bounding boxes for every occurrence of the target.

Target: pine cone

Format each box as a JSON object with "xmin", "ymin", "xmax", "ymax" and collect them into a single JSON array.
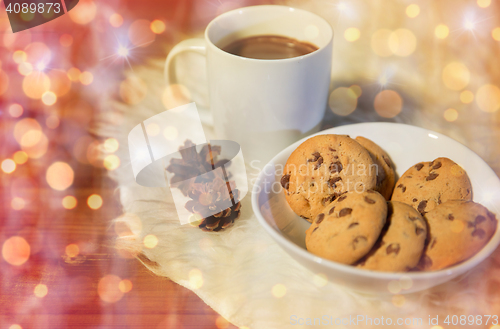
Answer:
[
  {"xmin": 185, "ymin": 174, "xmax": 241, "ymax": 232},
  {"xmin": 166, "ymin": 140, "xmax": 224, "ymax": 196}
]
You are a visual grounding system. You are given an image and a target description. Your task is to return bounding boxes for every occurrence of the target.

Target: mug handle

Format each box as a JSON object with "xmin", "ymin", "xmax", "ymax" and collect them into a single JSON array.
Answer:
[{"xmin": 164, "ymin": 38, "xmax": 213, "ymax": 127}]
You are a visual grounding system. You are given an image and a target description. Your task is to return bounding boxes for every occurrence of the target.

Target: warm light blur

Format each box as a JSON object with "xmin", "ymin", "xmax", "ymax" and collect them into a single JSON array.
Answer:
[
  {"xmin": 69, "ymin": 0, "xmax": 97, "ymax": 24},
  {"xmin": 312, "ymin": 273, "xmax": 328, "ymax": 287},
  {"xmin": 215, "ymin": 316, "xmax": 230, "ymax": 329},
  {"xmin": 150, "ymin": 20, "xmax": 166, "ymax": 34},
  {"xmin": 271, "ymin": 284, "xmax": 287, "ymax": 298},
  {"xmin": 442, "ymin": 62, "xmax": 470, "ymax": 91},
  {"xmin": 406, "ymin": 4, "xmax": 420, "ymax": 18},
  {"xmin": 328, "ymin": 87, "xmax": 358, "ymax": 116},
  {"xmin": 80, "ymin": 71, "xmax": 94, "ymax": 85},
  {"xmin": 143, "ymin": 234, "xmax": 158, "ymax": 249},
  {"xmin": 14, "ymin": 118, "xmax": 41, "ymax": 144},
  {"xmin": 46, "ymin": 115, "xmax": 60, "ymax": 129},
  {"xmin": 493, "ymin": 27, "xmax": 500, "ymax": 41},
  {"xmin": 46, "ymin": 162, "xmax": 74, "ymax": 191},
  {"xmin": 476, "ymin": 84, "xmax": 500, "ymax": 113},
  {"xmin": 9, "ymin": 324, "xmax": 22, "ymax": 329},
  {"xmin": 162, "ymin": 84, "xmax": 191, "ymax": 109},
  {"xmin": 163, "ymin": 126, "xmax": 178, "ymax": 141},
  {"xmin": 146, "ymin": 123, "xmax": 160, "ymax": 136},
  {"xmin": 34, "ymin": 284, "xmax": 48, "ymax": 298},
  {"xmin": 2, "ymin": 236, "xmax": 30, "ymax": 266},
  {"xmin": 444, "ymin": 108, "xmax": 458, "ymax": 122},
  {"xmin": 13, "ymin": 50, "xmax": 27, "ymax": 63},
  {"xmin": 13, "ymin": 151, "xmax": 28, "ymax": 165},
  {"xmin": 118, "ymin": 279, "xmax": 133, "ymax": 293},
  {"xmin": 17, "ymin": 62, "xmax": 33, "ymax": 76},
  {"xmin": 104, "ymin": 155, "xmax": 120, "ymax": 171},
  {"xmin": 67, "ymin": 67, "xmax": 81, "ymax": 81},
  {"xmin": 344, "ymin": 27, "xmax": 360, "ymax": 42},
  {"xmin": 98, "ymin": 274, "xmax": 124, "ymax": 303},
  {"xmin": 392, "ymin": 294, "xmax": 405, "ymax": 307},
  {"xmin": 451, "ymin": 219, "xmax": 465, "ymax": 233},
  {"xmin": 389, "ymin": 29, "xmax": 417, "ymax": 56},
  {"xmin": 48, "ymin": 70, "xmax": 72, "ymax": 97},
  {"xmin": 120, "ymin": 76, "xmax": 148, "ymax": 105},
  {"xmin": 0, "ymin": 71, "xmax": 8, "ymax": 96},
  {"xmin": 66, "ymin": 244, "xmax": 80, "ymax": 257},
  {"xmin": 103, "ymin": 138, "xmax": 119, "ymax": 153},
  {"xmin": 9, "ymin": 104, "xmax": 23, "ymax": 117},
  {"xmin": 109, "ymin": 13, "xmax": 123, "ymax": 27},
  {"xmin": 59, "ymin": 34, "xmax": 73, "ymax": 47},
  {"xmin": 371, "ymin": 29, "xmax": 393, "ymax": 57},
  {"xmin": 189, "ymin": 269, "xmax": 203, "ymax": 289},
  {"xmin": 374, "ymin": 90, "xmax": 403, "ymax": 118},
  {"xmin": 62, "ymin": 196, "xmax": 78, "ymax": 209},
  {"xmin": 128, "ymin": 19, "xmax": 156, "ymax": 47},
  {"xmin": 87, "ymin": 194, "xmax": 103, "ymax": 210},
  {"xmin": 22, "ymin": 72, "xmax": 50, "ymax": 99},
  {"xmin": 42, "ymin": 91, "xmax": 57, "ymax": 105},
  {"xmin": 460, "ymin": 90, "xmax": 474, "ymax": 104},
  {"xmin": 11, "ymin": 197, "xmax": 25, "ymax": 210},
  {"xmin": 435, "ymin": 24, "xmax": 449, "ymax": 39},
  {"xmin": 477, "ymin": 0, "xmax": 491, "ymax": 7},
  {"xmin": 1, "ymin": 159, "xmax": 16, "ymax": 174}
]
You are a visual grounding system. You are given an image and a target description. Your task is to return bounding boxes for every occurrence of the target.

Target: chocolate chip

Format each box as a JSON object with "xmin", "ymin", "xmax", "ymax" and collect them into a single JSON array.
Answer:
[
  {"xmin": 352, "ymin": 236, "xmax": 367, "ymax": 250},
  {"xmin": 417, "ymin": 200, "xmax": 427, "ymax": 214},
  {"xmin": 322, "ymin": 194, "xmax": 337, "ymax": 206},
  {"xmin": 383, "ymin": 156, "xmax": 391, "ymax": 168},
  {"xmin": 337, "ymin": 195, "xmax": 347, "ymax": 202},
  {"xmin": 397, "ymin": 184, "xmax": 403, "ymax": 188},
  {"xmin": 339, "ymin": 208, "xmax": 352, "ymax": 217},
  {"xmin": 419, "ymin": 255, "xmax": 433, "ymax": 269},
  {"xmin": 415, "ymin": 163, "xmax": 424, "ymax": 171},
  {"xmin": 328, "ymin": 177, "xmax": 342, "ymax": 189},
  {"xmin": 396, "ymin": 184, "xmax": 406, "ymax": 193},
  {"xmin": 432, "ymin": 162, "xmax": 442, "ymax": 169},
  {"xmin": 415, "ymin": 226, "xmax": 425, "ymax": 235},
  {"xmin": 314, "ymin": 156, "xmax": 323, "ymax": 170},
  {"xmin": 364, "ymin": 196, "xmax": 375, "ymax": 204},
  {"xmin": 386, "ymin": 243, "xmax": 401, "ymax": 255},
  {"xmin": 472, "ymin": 228, "xmax": 486, "ymax": 239},
  {"xmin": 467, "ymin": 221, "xmax": 475, "ymax": 228},
  {"xmin": 329, "ymin": 147, "xmax": 336, "ymax": 152},
  {"xmin": 300, "ymin": 215, "xmax": 309, "ymax": 220},
  {"xmin": 329, "ymin": 161, "xmax": 343, "ymax": 174},
  {"xmin": 409, "ymin": 216, "xmax": 420, "ymax": 221},
  {"xmin": 367, "ymin": 190, "xmax": 376, "ymax": 193},
  {"xmin": 281, "ymin": 174, "xmax": 290, "ymax": 190},
  {"xmin": 348, "ymin": 222, "xmax": 359, "ymax": 229},
  {"xmin": 328, "ymin": 206, "xmax": 336, "ymax": 215},
  {"xmin": 308, "ymin": 152, "xmax": 320, "ymax": 162},
  {"xmin": 430, "ymin": 238, "xmax": 437, "ymax": 249},
  {"xmin": 412, "ymin": 198, "xmax": 418, "ymax": 202},
  {"xmin": 448, "ymin": 214, "xmax": 454, "ymax": 221},
  {"xmin": 312, "ymin": 227, "xmax": 319, "ymax": 233},
  {"xmin": 475, "ymin": 215, "xmax": 486, "ymax": 224},
  {"xmin": 426, "ymin": 173, "xmax": 439, "ymax": 181},
  {"xmin": 316, "ymin": 213, "xmax": 325, "ymax": 224},
  {"xmin": 334, "ymin": 156, "xmax": 339, "ymax": 159}
]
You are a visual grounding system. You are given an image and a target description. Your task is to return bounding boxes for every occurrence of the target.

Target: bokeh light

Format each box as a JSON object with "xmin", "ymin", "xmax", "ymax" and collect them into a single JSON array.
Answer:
[
  {"xmin": 9, "ymin": 104, "xmax": 23, "ymax": 117},
  {"xmin": 98, "ymin": 274, "xmax": 124, "ymax": 303},
  {"xmin": 13, "ymin": 151, "xmax": 28, "ymax": 165},
  {"xmin": 104, "ymin": 155, "xmax": 120, "ymax": 170},
  {"xmin": 34, "ymin": 284, "xmax": 48, "ymax": 298},
  {"xmin": 2, "ymin": 159, "xmax": 16, "ymax": 174},
  {"xmin": 215, "ymin": 316, "xmax": 229, "ymax": 329},
  {"xmin": 118, "ymin": 279, "xmax": 133, "ymax": 293},
  {"xmin": 450, "ymin": 219, "xmax": 465, "ymax": 233},
  {"xmin": 328, "ymin": 87, "xmax": 358, "ymax": 116},
  {"xmin": 46, "ymin": 162, "xmax": 74, "ymax": 191},
  {"xmin": 22, "ymin": 72, "xmax": 50, "ymax": 99},
  {"xmin": 271, "ymin": 284, "xmax": 287, "ymax": 298},
  {"xmin": 69, "ymin": 0, "xmax": 97, "ymax": 25},
  {"xmin": 14, "ymin": 118, "xmax": 41, "ymax": 144},
  {"xmin": 2, "ymin": 236, "xmax": 30, "ymax": 266},
  {"xmin": 48, "ymin": 70, "xmax": 72, "ymax": 97},
  {"xmin": 66, "ymin": 244, "xmax": 80, "ymax": 257},
  {"xmin": 67, "ymin": 67, "xmax": 81, "ymax": 82},
  {"xmin": 312, "ymin": 273, "xmax": 328, "ymax": 287},
  {"xmin": 371, "ymin": 29, "xmax": 393, "ymax": 57},
  {"xmin": 146, "ymin": 123, "xmax": 160, "ymax": 136},
  {"xmin": 387, "ymin": 280, "xmax": 401, "ymax": 294},
  {"xmin": 119, "ymin": 76, "xmax": 148, "ymax": 105},
  {"xmin": 344, "ymin": 27, "xmax": 360, "ymax": 42},
  {"xmin": 18, "ymin": 62, "xmax": 33, "ymax": 76},
  {"xmin": 42, "ymin": 91, "xmax": 57, "ymax": 105},
  {"xmin": 109, "ymin": 13, "xmax": 123, "ymax": 27},
  {"xmin": 62, "ymin": 196, "xmax": 78, "ymax": 210},
  {"xmin": 189, "ymin": 269, "xmax": 203, "ymax": 289},
  {"xmin": 435, "ymin": 24, "xmax": 449, "ymax": 39},
  {"xmin": 476, "ymin": 84, "xmax": 500, "ymax": 113},
  {"xmin": 143, "ymin": 234, "xmax": 158, "ymax": 249},
  {"xmin": 392, "ymin": 294, "xmax": 405, "ymax": 307},
  {"xmin": 399, "ymin": 276, "xmax": 413, "ymax": 290},
  {"xmin": 24, "ymin": 42, "xmax": 51, "ymax": 68},
  {"xmin": 150, "ymin": 20, "xmax": 166, "ymax": 34},
  {"xmin": 389, "ymin": 29, "xmax": 417, "ymax": 56},
  {"xmin": 11, "ymin": 197, "xmax": 25, "ymax": 210},
  {"xmin": 406, "ymin": 4, "xmax": 420, "ymax": 18},
  {"xmin": 374, "ymin": 90, "xmax": 403, "ymax": 118},
  {"xmin": 442, "ymin": 62, "xmax": 470, "ymax": 91},
  {"xmin": 46, "ymin": 115, "xmax": 60, "ymax": 129},
  {"xmin": 163, "ymin": 126, "xmax": 178, "ymax": 141},
  {"xmin": 493, "ymin": 27, "xmax": 500, "ymax": 41},
  {"xmin": 162, "ymin": 84, "xmax": 191, "ymax": 109},
  {"xmin": 128, "ymin": 19, "xmax": 156, "ymax": 47},
  {"xmin": 477, "ymin": 0, "xmax": 491, "ymax": 7},
  {"xmin": 59, "ymin": 34, "xmax": 73, "ymax": 47},
  {"xmin": 80, "ymin": 71, "xmax": 94, "ymax": 85},
  {"xmin": 444, "ymin": 108, "xmax": 458, "ymax": 122},
  {"xmin": 87, "ymin": 194, "xmax": 103, "ymax": 210},
  {"xmin": 9, "ymin": 324, "xmax": 22, "ymax": 329},
  {"xmin": 13, "ymin": 50, "xmax": 27, "ymax": 63},
  {"xmin": 103, "ymin": 138, "xmax": 119, "ymax": 153},
  {"xmin": 0, "ymin": 70, "xmax": 9, "ymax": 95},
  {"xmin": 460, "ymin": 90, "xmax": 474, "ymax": 103}
]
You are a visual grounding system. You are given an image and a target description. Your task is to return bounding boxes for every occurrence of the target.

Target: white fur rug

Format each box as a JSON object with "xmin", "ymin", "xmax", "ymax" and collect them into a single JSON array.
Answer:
[{"xmin": 95, "ymin": 56, "xmax": 500, "ymax": 329}]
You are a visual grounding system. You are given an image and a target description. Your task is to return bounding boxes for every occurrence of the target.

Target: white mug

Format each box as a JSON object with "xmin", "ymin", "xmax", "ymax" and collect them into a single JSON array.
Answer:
[{"xmin": 165, "ymin": 5, "xmax": 333, "ymax": 165}]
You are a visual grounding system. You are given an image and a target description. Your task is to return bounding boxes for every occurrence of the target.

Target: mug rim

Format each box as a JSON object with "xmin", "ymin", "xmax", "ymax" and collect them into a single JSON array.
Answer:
[{"xmin": 204, "ymin": 5, "xmax": 334, "ymax": 62}]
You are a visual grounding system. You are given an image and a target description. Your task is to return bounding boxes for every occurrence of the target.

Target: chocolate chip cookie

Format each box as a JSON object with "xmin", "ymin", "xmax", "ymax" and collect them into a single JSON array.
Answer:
[
  {"xmin": 416, "ymin": 200, "xmax": 497, "ymax": 271},
  {"xmin": 357, "ymin": 201, "xmax": 427, "ymax": 272},
  {"xmin": 355, "ymin": 136, "xmax": 396, "ymax": 200},
  {"xmin": 282, "ymin": 134, "xmax": 378, "ymax": 222},
  {"xmin": 391, "ymin": 157, "xmax": 472, "ymax": 215},
  {"xmin": 305, "ymin": 190, "xmax": 387, "ymax": 264}
]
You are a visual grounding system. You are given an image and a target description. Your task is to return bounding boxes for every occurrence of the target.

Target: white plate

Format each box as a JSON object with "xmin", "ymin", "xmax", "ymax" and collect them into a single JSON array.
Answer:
[{"xmin": 251, "ymin": 122, "xmax": 500, "ymax": 294}]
